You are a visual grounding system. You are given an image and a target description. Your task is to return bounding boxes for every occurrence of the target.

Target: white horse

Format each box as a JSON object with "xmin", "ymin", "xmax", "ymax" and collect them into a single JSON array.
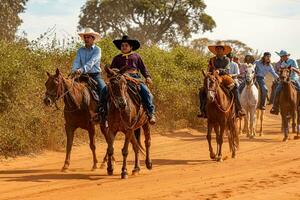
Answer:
[{"xmin": 240, "ymin": 64, "xmax": 259, "ymax": 138}]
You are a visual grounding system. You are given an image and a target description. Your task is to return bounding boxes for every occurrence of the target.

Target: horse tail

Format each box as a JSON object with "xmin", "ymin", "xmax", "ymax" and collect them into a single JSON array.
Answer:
[
  {"xmin": 227, "ymin": 117, "xmax": 239, "ymax": 152},
  {"xmin": 131, "ymin": 131, "xmax": 146, "ymax": 157}
]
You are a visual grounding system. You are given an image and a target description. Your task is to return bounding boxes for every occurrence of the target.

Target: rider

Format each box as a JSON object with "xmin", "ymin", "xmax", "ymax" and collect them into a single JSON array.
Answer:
[
  {"xmin": 71, "ymin": 28, "xmax": 106, "ymax": 99},
  {"xmin": 253, "ymin": 52, "xmax": 279, "ymax": 110},
  {"xmin": 270, "ymin": 50, "xmax": 300, "ymax": 115},
  {"xmin": 227, "ymin": 52, "xmax": 240, "ymax": 86},
  {"xmin": 99, "ymin": 35, "xmax": 156, "ymax": 125},
  {"xmin": 238, "ymin": 55, "xmax": 255, "ymax": 93},
  {"xmin": 198, "ymin": 41, "xmax": 246, "ymax": 118}
]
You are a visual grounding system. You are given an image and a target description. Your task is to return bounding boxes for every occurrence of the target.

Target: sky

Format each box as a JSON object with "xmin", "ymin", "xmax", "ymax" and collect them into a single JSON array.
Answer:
[{"xmin": 19, "ymin": 0, "xmax": 300, "ymax": 59}]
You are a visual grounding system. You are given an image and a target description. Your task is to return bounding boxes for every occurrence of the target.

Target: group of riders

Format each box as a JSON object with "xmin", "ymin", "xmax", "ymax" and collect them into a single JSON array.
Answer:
[
  {"xmin": 198, "ymin": 41, "xmax": 300, "ymax": 119},
  {"xmin": 71, "ymin": 28, "xmax": 299, "ymax": 124}
]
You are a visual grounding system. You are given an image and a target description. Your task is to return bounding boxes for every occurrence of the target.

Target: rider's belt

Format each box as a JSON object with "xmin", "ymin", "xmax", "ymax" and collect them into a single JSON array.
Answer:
[{"xmin": 87, "ymin": 72, "xmax": 100, "ymax": 76}]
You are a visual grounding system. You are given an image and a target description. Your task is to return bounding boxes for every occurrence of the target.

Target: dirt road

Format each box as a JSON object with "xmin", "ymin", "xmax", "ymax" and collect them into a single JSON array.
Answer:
[{"xmin": 1, "ymin": 110, "xmax": 300, "ymax": 200}]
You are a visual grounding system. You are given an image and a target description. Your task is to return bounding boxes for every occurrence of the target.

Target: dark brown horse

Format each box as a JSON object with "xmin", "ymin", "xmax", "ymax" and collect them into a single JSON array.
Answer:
[
  {"xmin": 278, "ymin": 68, "xmax": 300, "ymax": 141},
  {"xmin": 202, "ymin": 70, "xmax": 239, "ymax": 161},
  {"xmin": 104, "ymin": 66, "xmax": 152, "ymax": 179},
  {"xmin": 43, "ymin": 68, "xmax": 109, "ymax": 171}
]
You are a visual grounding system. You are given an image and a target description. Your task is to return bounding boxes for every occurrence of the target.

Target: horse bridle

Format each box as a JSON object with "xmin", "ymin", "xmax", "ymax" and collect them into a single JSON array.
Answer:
[{"xmin": 107, "ymin": 74, "xmax": 142, "ymax": 130}]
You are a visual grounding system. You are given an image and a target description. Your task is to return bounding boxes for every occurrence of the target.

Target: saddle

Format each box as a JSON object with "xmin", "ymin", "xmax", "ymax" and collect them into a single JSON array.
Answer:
[
  {"xmin": 76, "ymin": 75, "xmax": 99, "ymax": 102},
  {"xmin": 124, "ymin": 75, "xmax": 142, "ymax": 106}
]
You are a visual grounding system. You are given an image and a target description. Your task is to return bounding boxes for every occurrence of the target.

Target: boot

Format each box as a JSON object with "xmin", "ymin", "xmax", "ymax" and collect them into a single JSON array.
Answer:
[
  {"xmin": 233, "ymin": 86, "xmax": 246, "ymax": 117},
  {"xmin": 270, "ymin": 93, "xmax": 280, "ymax": 115},
  {"xmin": 98, "ymin": 103, "xmax": 107, "ymax": 124}
]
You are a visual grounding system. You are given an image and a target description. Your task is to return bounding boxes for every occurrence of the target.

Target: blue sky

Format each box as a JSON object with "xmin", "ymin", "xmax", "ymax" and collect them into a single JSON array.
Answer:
[{"xmin": 20, "ymin": 0, "xmax": 300, "ymax": 59}]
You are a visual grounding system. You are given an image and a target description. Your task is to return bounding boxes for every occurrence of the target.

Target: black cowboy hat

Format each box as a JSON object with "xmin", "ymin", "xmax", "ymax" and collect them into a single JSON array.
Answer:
[{"xmin": 113, "ymin": 35, "xmax": 140, "ymax": 51}]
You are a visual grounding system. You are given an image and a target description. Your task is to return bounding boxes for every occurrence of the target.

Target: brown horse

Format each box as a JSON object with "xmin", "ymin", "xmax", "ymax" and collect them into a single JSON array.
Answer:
[
  {"xmin": 43, "ymin": 68, "xmax": 109, "ymax": 171},
  {"xmin": 278, "ymin": 68, "xmax": 300, "ymax": 141},
  {"xmin": 104, "ymin": 66, "xmax": 152, "ymax": 179},
  {"xmin": 202, "ymin": 70, "xmax": 239, "ymax": 161}
]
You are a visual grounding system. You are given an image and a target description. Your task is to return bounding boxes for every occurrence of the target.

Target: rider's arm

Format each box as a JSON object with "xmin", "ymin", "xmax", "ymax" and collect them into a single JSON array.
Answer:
[
  {"xmin": 137, "ymin": 55, "xmax": 151, "ymax": 78},
  {"xmin": 80, "ymin": 47, "xmax": 101, "ymax": 74},
  {"xmin": 269, "ymin": 64, "xmax": 279, "ymax": 79}
]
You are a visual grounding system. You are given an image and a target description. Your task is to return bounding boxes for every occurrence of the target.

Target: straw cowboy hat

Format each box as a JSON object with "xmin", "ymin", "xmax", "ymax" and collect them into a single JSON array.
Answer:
[
  {"xmin": 208, "ymin": 41, "xmax": 232, "ymax": 55},
  {"xmin": 113, "ymin": 35, "xmax": 140, "ymax": 51},
  {"xmin": 275, "ymin": 50, "xmax": 290, "ymax": 57},
  {"xmin": 78, "ymin": 28, "xmax": 101, "ymax": 42}
]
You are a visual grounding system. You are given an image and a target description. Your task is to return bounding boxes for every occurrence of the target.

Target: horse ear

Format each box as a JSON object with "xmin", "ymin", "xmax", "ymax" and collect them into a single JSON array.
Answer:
[
  {"xmin": 46, "ymin": 72, "xmax": 51, "ymax": 77},
  {"xmin": 119, "ymin": 65, "xmax": 129, "ymax": 75},
  {"xmin": 202, "ymin": 69, "xmax": 207, "ymax": 77},
  {"xmin": 105, "ymin": 65, "xmax": 116, "ymax": 77},
  {"xmin": 56, "ymin": 68, "xmax": 60, "ymax": 76}
]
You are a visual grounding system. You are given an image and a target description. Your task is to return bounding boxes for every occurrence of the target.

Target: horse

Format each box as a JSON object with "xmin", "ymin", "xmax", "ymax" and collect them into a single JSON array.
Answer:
[
  {"xmin": 104, "ymin": 66, "xmax": 152, "ymax": 179},
  {"xmin": 240, "ymin": 64, "xmax": 258, "ymax": 138},
  {"xmin": 43, "ymin": 68, "xmax": 109, "ymax": 171},
  {"xmin": 202, "ymin": 70, "xmax": 239, "ymax": 162},
  {"xmin": 278, "ymin": 68, "xmax": 300, "ymax": 141}
]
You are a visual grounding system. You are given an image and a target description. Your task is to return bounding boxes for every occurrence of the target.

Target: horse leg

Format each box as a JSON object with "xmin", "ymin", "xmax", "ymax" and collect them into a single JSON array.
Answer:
[
  {"xmin": 282, "ymin": 115, "xmax": 289, "ymax": 142},
  {"xmin": 251, "ymin": 107, "xmax": 256, "ymax": 138},
  {"xmin": 62, "ymin": 125, "xmax": 76, "ymax": 172},
  {"xmin": 99, "ymin": 124, "xmax": 115, "ymax": 169},
  {"xmin": 244, "ymin": 111, "xmax": 250, "ymax": 137},
  {"xmin": 121, "ymin": 131, "xmax": 132, "ymax": 179},
  {"xmin": 259, "ymin": 110, "xmax": 264, "ymax": 136},
  {"xmin": 88, "ymin": 125, "xmax": 98, "ymax": 171},
  {"xmin": 131, "ymin": 136, "xmax": 140, "ymax": 176},
  {"xmin": 292, "ymin": 111, "xmax": 296, "ymax": 133},
  {"xmin": 106, "ymin": 130, "xmax": 116, "ymax": 176},
  {"xmin": 207, "ymin": 123, "xmax": 215, "ymax": 160},
  {"xmin": 143, "ymin": 123, "xmax": 152, "ymax": 170},
  {"xmin": 216, "ymin": 126, "xmax": 225, "ymax": 162}
]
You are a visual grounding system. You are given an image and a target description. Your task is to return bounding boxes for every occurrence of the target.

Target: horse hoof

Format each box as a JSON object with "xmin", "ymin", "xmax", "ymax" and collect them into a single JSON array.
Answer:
[
  {"xmin": 100, "ymin": 162, "xmax": 107, "ymax": 169},
  {"xmin": 232, "ymin": 153, "xmax": 236, "ymax": 159},
  {"xmin": 146, "ymin": 161, "xmax": 153, "ymax": 170},
  {"xmin": 61, "ymin": 166, "xmax": 69, "ymax": 172},
  {"xmin": 294, "ymin": 136, "xmax": 300, "ymax": 140},
  {"xmin": 132, "ymin": 168, "xmax": 140, "ymax": 176},
  {"xmin": 121, "ymin": 172, "xmax": 128, "ymax": 179},
  {"xmin": 216, "ymin": 157, "xmax": 223, "ymax": 162},
  {"xmin": 91, "ymin": 166, "xmax": 97, "ymax": 171},
  {"xmin": 210, "ymin": 153, "xmax": 216, "ymax": 160},
  {"xmin": 107, "ymin": 170, "xmax": 114, "ymax": 176},
  {"xmin": 283, "ymin": 137, "xmax": 289, "ymax": 142}
]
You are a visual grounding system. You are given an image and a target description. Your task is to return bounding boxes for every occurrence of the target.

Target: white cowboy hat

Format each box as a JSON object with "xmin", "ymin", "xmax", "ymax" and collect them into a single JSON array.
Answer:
[
  {"xmin": 78, "ymin": 28, "xmax": 101, "ymax": 42},
  {"xmin": 275, "ymin": 50, "xmax": 290, "ymax": 57},
  {"xmin": 208, "ymin": 41, "xmax": 232, "ymax": 55}
]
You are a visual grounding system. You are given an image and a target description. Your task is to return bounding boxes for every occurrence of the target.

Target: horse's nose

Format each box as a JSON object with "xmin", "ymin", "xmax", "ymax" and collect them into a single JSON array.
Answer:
[
  {"xmin": 43, "ymin": 97, "xmax": 52, "ymax": 106},
  {"xmin": 118, "ymin": 98, "xmax": 127, "ymax": 109}
]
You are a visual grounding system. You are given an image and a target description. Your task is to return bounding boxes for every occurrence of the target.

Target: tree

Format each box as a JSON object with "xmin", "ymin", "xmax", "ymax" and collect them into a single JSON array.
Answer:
[
  {"xmin": 78, "ymin": 0, "xmax": 216, "ymax": 45},
  {"xmin": 0, "ymin": 0, "xmax": 28, "ymax": 41}
]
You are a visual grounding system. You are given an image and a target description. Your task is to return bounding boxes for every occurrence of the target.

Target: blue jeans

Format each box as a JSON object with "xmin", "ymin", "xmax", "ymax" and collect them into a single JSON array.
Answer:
[
  {"xmin": 100, "ymin": 73, "xmax": 155, "ymax": 116},
  {"xmin": 256, "ymin": 76, "xmax": 268, "ymax": 109},
  {"xmin": 89, "ymin": 73, "xmax": 106, "ymax": 97},
  {"xmin": 270, "ymin": 81, "xmax": 279, "ymax": 104}
]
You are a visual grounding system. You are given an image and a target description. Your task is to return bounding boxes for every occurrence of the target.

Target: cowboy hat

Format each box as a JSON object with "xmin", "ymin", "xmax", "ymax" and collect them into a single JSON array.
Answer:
[
  {"xmin": 208, "ymin": 41, "xmax": 232, "ymax": 55},
  {"xmin": 275, "ymin": 50, "xmax": 290, "ymax": 57},
  {"xmin": 78, "ymin": 28, "xmax": 101, "ymax": 42},
  {"xmin": 113, "ymin": 35, "xmax": 140, "ymax": 51}
]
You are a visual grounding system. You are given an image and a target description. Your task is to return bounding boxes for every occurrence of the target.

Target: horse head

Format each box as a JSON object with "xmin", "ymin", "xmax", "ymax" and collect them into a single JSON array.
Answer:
[
  {"xmin": 105, "ymin": 65, "xmax": 129, "ymax": 110},
  {"xmin": 203, "ymin": 70, "xmax": 219, "ymax": 103},
  {"xmin": 245, "ymin": 64, "xmax": 255, "ymax": 86},
  {"xmin": 44, "ymin": 68, "xmax": 65, "ymax": 106},
  {"xmin": 279, "ymin": 67, "xmax": 292, "ymax": 83}
]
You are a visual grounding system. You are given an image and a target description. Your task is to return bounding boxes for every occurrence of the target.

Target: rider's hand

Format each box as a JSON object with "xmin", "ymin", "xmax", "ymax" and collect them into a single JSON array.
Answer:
[
  {"xmin": 215, "ymin": 70, "xmax": 220, "ymax": 75},
  {"xmin": 74, "ymin": 69, "xmax": 82, "ymax": 75},
  {"xmin": 146, "ymin": 77, "xmax": 153, "ymax": 85}
]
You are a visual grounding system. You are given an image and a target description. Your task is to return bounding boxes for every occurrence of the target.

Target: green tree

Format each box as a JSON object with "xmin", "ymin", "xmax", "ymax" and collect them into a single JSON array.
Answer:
[
  {"xmin": 0, "ymin": 0, "xmax": 28, "ymax": 41},
  {"xmin": 78, "ymin": 0, "xmax": 216, "ymax": 45}
]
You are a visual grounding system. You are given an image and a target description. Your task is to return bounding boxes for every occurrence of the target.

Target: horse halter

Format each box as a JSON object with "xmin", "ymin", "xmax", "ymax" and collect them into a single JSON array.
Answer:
[
  {"xmin": 107, "ymin": 74, "xmax": 128, "ymax": 109},
  {"xmin": 205, "ymin": 74, "xmax": 219, "ymax": 102}
]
